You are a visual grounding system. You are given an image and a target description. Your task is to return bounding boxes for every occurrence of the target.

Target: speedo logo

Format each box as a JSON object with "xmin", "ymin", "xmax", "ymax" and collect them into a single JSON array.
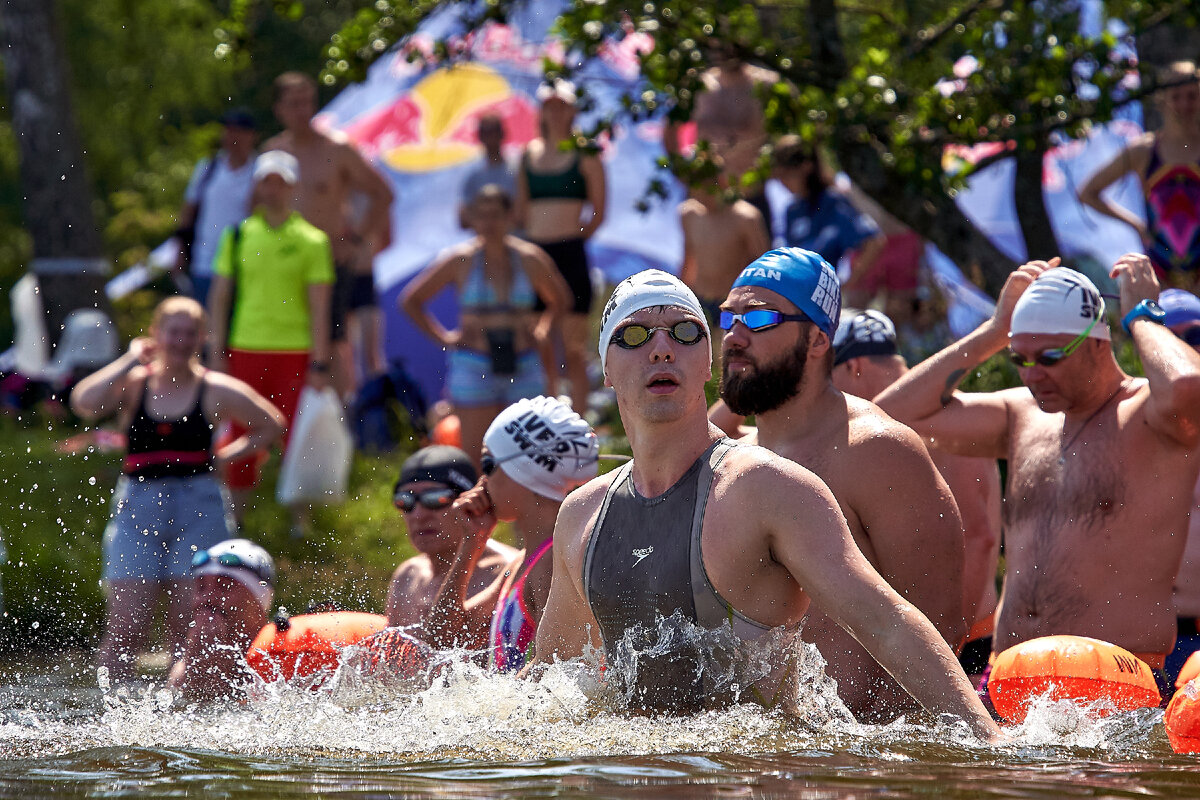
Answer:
[{"xmin": 632, "ymin": 546, "xmax": 654, "ymax": 566}]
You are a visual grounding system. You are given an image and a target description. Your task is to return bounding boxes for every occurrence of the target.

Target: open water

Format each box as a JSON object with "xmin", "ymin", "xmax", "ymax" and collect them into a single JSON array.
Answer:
[{"xmin": 1, "ymin": 636, "xmax": 1200, "ymax": 799}]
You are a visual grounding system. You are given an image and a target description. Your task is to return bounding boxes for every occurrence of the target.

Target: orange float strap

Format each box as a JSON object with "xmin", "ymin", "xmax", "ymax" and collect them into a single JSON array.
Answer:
[
  {"xmin": 246, "ymin": 610, "xmax": 388, "ymax": 683},
  {"xmin": 987, "ymin": 635, "xmax": 1161, "ymax": 723}
]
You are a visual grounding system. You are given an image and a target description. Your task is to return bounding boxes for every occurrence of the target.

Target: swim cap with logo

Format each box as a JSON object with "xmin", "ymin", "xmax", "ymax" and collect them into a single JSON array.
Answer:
[
  {"xmin": 191, "ymin": 538, "xmax": 276, "ymax": 613},
  {"xmin": 483, "ymin": 396, "xmax": 599, "ymax": 501},
  {"xmin": 832, "ymin": 309, "xmax": 898, "ymax": 365},
  {"xmin": 395, "ymin": 445, "xmax": 478, "ymax": 495},
  {"xmin": 598, "ymin": 269, "xmax": 709, "ymax": 372},
  {"xmin": 731, "ymin": 248, "xmax": 841, "ymax": 336},
  {"xmin": 1010, "ymin": 267, "xmax": 1110, "ymax": 341}
]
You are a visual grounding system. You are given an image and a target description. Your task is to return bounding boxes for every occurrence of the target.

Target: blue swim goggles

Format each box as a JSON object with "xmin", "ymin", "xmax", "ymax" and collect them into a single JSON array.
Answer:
[
  {"xmin": 719, "ymin": 309, "xmax": 810, "ymax": 332},
  {"xmin": 190, "ymin": 550, "xmax": 272, "ymax": 583}
]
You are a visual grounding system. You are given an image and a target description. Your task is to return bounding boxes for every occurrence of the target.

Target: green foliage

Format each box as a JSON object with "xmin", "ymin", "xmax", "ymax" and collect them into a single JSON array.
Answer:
[{"xmin": 0, "ymin": 412, "xmax": 427, "ymax": 650}]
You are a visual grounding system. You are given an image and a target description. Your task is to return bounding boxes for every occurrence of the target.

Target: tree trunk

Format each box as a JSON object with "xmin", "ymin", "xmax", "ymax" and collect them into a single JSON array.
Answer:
[
  {"xmin": 837, "ymin": 140, "xmax": 1018, "ymax": 298},
  {"xmin": 1013, "ymin": 140, "xmax": 1059, "ymax": 261},
  {"xmin": 0, "ymin": 0, "xmax": 109, "ymax": 349}
]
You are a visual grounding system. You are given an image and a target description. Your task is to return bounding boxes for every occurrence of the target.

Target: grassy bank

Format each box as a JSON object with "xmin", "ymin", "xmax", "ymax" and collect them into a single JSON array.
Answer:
[{"xmin": 0, "ymin": 411, "xmax": 427, "ymax": 650}]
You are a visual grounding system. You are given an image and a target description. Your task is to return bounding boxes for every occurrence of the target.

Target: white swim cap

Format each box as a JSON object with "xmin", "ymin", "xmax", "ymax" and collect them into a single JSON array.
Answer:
[
  {"xmin": 191, "ymin": 538, "xmax": 276, "ymax": 613},
  {"xmin": 483, "ymin": 396, "xmax": 599, "ymax": 501},
  {"xmin": 1010, "ymin": 267, "xmax": 1110, "ymax": 341},
  {"xmin": 598, "ymin": 269, "xmax": 709, "ymax": 372}
]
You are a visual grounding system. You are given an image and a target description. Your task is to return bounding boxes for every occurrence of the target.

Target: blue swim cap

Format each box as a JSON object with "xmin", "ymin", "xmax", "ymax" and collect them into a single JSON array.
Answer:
[
  {"xmin": 1160, "ymin": 288, "xmax": 1200, "ymax": 328},
  {"xmin": 731, "ymin": 248, "xmax": 841, "ymax": 336}
]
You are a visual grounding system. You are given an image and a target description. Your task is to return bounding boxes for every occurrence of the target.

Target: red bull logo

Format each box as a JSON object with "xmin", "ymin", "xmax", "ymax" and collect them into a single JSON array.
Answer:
[{"xmin": 342, "ymin": 63, "xmax": 539, "ymax": 173}]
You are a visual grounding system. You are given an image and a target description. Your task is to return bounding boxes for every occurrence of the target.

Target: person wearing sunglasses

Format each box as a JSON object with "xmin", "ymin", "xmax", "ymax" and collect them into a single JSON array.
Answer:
[
  {"xmin": 531, "ymin": 268, "xmax": 1001, "ymax": 741},
  {"xmin": 417, "ymin": 396, "xmax": 598, "ymax": 671},
  {"xmin": 707, "ymin": 250, "xmax": 969, "ymax": 723},
  {"xmin": 1160, "ymin": 288, "xmax": 1200, "ymax": 688},
  {"xmin": 385, "ymin": 445, "xmax": 517, "ymax": 631},
  {"xmin": 167, "ymin": 539, "xmax": 275, "ymax": 701},
  {"xmin": 877, "ymin": 254, "xmax": 1200, "ymax": 695}
]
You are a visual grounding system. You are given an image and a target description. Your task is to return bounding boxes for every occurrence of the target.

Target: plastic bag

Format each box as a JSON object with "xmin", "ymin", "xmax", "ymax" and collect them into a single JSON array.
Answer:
[{"xmin": 277, "ymin": 387, "xmax": 353, "ymax": 505}]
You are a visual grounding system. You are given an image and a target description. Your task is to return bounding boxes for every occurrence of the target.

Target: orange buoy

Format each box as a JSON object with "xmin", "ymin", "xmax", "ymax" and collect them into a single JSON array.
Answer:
[
  {"xmin": 1177, "ymin": 651, "xmax": 1200, "ymax": 690},
  {"xmin": 987, "ymin": 635, "xmax": 1161, "ymax": 723},
  {"xmin": 1166, "ymin": 678, "xmax": 1200, "ymax": 753},
  {"xmin": 246, "ymin": 611, "xmax": 388, "ymax": 683},
  {"xmin": 430, "ymin": 414, "xmax": 462, "ymax": 448}
]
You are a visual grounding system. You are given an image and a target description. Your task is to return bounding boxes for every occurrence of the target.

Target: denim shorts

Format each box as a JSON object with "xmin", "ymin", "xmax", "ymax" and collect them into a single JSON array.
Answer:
[
  {"xmin": 446, "ymin": 347, "xmax": 545, "ymax": 408},
  {"xmin": 102, "ymin": 473, "xmax": 234, "ymax": 582}
]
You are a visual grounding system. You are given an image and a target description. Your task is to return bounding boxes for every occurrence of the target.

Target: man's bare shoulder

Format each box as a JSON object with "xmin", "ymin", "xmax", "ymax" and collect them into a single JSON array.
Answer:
[
  {"xmin": 262, "ymin": 131, "xmax": 290, "ymax": 152},
  {"xmin": 717, "ymin": 442, "xmax": 831, "ymax": 503},
  {"xmin": 677, "ymin": 198, "xmax": 705, "ymax": 218},
  {"xmin": 731, "ymin": 199, "xmax": 765, "ymax": 224},
  {"xmin": 847, "ymin": 395, "xmax": 935, "ymax": 453},
  {"xmin": 554, "ymin": 470, "xmax": 622, "ymax": 552},
  {"xmin": 391, "ymin": 555, "xmax": 431, "ymax": 584}
]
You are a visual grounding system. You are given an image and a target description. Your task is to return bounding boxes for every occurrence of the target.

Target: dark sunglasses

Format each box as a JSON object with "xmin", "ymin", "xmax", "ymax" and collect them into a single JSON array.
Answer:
[
  {"xmin": 393, "ymin": 487, "xmax": 458, "ymax": 512},
  {"xmin": 1008, "ymin": 309, "xmax": 1101, "ymax": 368},
  {"xmin": 191, "ymin": 550, "xmax": 272, "ymax": 583},
  {"xmin": 611, "ymin": 320, "xmax": 706, "ymax": 349},
  {"xmin": 719, "ymin": 309, "xmax": 810, "ymax": 332}
]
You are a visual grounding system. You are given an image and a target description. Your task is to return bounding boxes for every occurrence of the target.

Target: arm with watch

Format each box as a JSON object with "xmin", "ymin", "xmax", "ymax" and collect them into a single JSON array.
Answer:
[
  {"xmin": 306, "ymin": 281, "xmax": 334, "ymax": 389},
  {"xmin": 1113, "ymin": 253, "xmax": 1200, "ymax": 447}
]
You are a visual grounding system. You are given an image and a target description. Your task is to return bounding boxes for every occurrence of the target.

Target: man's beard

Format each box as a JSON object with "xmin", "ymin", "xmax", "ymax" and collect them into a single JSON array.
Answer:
[{"xmin": 720, "ymin": 338, "xmax": 810, "ymax": 416}]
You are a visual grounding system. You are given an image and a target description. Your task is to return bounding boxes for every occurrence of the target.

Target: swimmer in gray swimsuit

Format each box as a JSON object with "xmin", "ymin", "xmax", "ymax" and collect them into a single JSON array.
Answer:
[{"xmin": 533, "ymin": 266, "xmax": 1001, "ymax": 741}]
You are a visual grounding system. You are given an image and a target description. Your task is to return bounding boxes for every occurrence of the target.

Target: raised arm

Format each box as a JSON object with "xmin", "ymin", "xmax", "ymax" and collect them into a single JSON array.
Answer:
[
  {"xmin": 1113, "ymin": 253, "xmax": 1200, "ymax": 448},
  {"xmin": 70, "ymin": 341, "xmax": 150, "ymax": 421},
  {"xmin": 759, "ymin": 460, "xmax": 1000, "ymax": 741},
  {"xmin": 579, "ymin": 152, "xmax": 606, "ymax": 239},
  {"xmin": 420, "ymin": 486, "xmax": 505, "ymax": 651},
  {"xmin": 398, "ymin": 251, "xmax": 464, "ymax": 348},
  {"xmin": 875, "ymin": 261, "xmax": 1058, "ymax": 457},
  {"xmin": 205, "ymin": 372, "xmax": 285, "ymax": 469},
  {"xmin": 1078, "ymin": 139, "xmax": 1152, "ymax": 243}
]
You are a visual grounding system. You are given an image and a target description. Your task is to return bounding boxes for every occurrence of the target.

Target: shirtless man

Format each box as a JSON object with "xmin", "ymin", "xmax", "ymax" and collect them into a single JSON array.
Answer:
[
  {"xmin": 876, "ymin": 255, "xmax": 1200, "ymax": 679},
  {"xmin": 386, "ymin": 445, "xmax": 517, "ymax": 632},
  {"xmin": 266, "ymin": 72, "xmax": 395, "ymax": 388},
  {"xmin": 710, "ymin": 251, "xmax": 967, "ymax": 721},
  {"xmin": 829, "ymin": 309, "xmax": 1002, "ymax": 684},
  {"xmin": 168, "ymin": 539, "xmax": 275, "ymax": 701},
  {"xmin": 678, "ymin": 172, "xmax": 771, "ymax": 331},
  {"xmin": 533, "ymin": 268, "xmax": 1000, "ymax": 740}
]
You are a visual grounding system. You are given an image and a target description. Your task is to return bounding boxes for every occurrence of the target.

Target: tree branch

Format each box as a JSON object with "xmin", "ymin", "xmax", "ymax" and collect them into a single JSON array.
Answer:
[{"xmin": 904, "ymin": 0, "xmax": 1006, "ymax": 60}]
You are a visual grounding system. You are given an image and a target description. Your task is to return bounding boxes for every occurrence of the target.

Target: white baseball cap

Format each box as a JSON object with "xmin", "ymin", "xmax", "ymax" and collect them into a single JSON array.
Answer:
[{"xmin": 253, "ymin": 150, "xmax": 300, "ymax": 185}]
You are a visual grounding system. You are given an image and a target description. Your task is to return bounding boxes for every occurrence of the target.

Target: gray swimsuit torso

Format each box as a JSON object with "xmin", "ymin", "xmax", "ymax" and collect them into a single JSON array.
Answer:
[{"xmin": 582, "ymin": 438, "xmax": 771, "ymax": 712}]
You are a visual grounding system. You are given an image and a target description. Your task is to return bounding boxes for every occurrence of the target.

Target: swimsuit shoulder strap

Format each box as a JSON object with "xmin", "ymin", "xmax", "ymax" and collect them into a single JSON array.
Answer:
[{"xmin": 582, "ymin": 460, "xmax": 635, "ymax": 610}]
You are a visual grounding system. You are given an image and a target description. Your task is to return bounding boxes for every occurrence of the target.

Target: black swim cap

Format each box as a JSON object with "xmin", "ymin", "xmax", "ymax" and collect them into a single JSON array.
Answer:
[{"xmin": 395, "ymin": 445, "xmax": 477, "ymax": 494}]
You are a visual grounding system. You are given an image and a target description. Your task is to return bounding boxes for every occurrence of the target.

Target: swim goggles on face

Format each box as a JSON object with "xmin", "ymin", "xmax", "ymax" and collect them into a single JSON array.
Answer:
[
  {"xmin": 190, "ymin": 550, "xmax": 272, "ymax": 584},
  {"xmin": 393, "ymin": 487, "xmax": 458, "ymax": 512},
  {"xmin": 610, "ymin": 320, "xmax": 706, "ymax": 349},
  {"xmin": 1008, "ymin": 306, "xmax": 1101, "ymax": 368},
  {"xmin": 719, "ymin": 309, "xmax": 810, "ymax": 332}
]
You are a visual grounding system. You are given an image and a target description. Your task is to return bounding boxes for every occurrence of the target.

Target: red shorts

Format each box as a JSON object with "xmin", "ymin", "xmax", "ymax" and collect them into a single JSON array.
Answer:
[
  {"xmin": 853, "ymin": 231, "xmax": 923, "ymax": 294},
  {"xmin": 223, "ymin": 349, "xmax": 308, "ymax": 490}
]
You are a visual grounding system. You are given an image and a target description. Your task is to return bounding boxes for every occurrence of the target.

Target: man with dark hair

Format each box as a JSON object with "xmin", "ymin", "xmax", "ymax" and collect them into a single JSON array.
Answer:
[
  {"xmin": 459, "ymin": 114, "xmax": 517, "ymax": 229},
  {"xmin": 712, "ymin": 250, "xmax": 968, "ymax": 721},
  {"xmin": 386, "ymin": 445, "xmax": 517, "ymax": 631}
]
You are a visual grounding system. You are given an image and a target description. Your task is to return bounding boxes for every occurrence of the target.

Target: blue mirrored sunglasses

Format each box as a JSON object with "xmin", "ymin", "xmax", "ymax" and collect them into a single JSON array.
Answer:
[{"xmin": 719, "ymin": 309, "xmax": 810, "ymax": 332}]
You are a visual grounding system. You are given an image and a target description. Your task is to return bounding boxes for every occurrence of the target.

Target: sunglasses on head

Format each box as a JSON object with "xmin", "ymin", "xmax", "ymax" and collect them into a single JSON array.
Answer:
[
  {"xmin": 393, "ymin": 487, "xmax": 458, "ymax": 512},
  {"xmin": 191, "ymin": 550, "xmax": 271, "ymax": 583},
  {"xmin": 1009, "ymin": 307, "xmax": 1101, "ymax": 368},
  {"xmin": 610, "ymin": 320, "xmax": 706, "ymax": 349},
  {"xmin": 719, "ymin": 309, "xmax": 810, "ymax": 332}
]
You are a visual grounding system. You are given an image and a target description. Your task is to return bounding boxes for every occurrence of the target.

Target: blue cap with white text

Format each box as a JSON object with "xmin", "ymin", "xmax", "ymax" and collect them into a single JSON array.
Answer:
[{"xmin": 731, "ymin": 248, "xmax": 841, "ymax": 336}]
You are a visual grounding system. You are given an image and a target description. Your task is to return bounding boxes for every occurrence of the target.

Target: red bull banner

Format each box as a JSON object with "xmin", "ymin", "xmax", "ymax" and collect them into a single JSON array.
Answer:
[{"xmin": 315, "ymin": 3, "xmax": 683, "ymax": 403}]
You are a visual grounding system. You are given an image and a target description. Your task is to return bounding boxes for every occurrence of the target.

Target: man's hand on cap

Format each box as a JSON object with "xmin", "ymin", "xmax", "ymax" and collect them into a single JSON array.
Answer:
[
  {"xmin": 1110, "ymin": 252, "xmax": 1159, "ymax": 315},
  {"xmin": 993, "ymin": 257, "xmax": 1059, "ymax": 333}
]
